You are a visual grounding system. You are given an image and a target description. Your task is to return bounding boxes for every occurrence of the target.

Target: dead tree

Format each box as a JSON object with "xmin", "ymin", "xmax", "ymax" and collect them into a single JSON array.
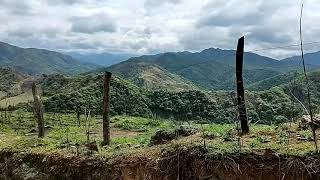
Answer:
[
  {"xmin": 32, "ymin": 82, "xmax": 45, "ymax": 138},
  {"xmin": 236, "ymin": 36, "xmax": 249, "ymax": 134},
  {"xmin": 299, "ymin": 3, "xmax": 318, "ymax": 151},
  {"xmin": 102, "ymin": 71, "xmax": 112, "ymax": 146}
]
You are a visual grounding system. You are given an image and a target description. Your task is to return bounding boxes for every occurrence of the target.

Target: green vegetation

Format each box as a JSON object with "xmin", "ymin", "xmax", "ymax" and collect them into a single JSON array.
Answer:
[
  {"xmin": 0, "ymin": 68, "xmax": 24, "ymax": 93},
  {"xmin": 105, "ymin": 61, "xmax": 198, "ymax": 91},
  {"xmin": 107, "ymin": 48, "xmax": 319, "ymax": 91},
  {"xmin": 41, "ymin": 76, "xmax": 300, "ymax": 124},
  {"xmin": 43, "ymin": 73, "xmax": 151, "ymax": 117},
  {"xmin": 0, "ymin": 112, "xmax": 318, "ymax": 156},
  {"xmin": 0, "ymin": 42, "xmax": 98, "ymax": 75},
  {"xmin": 1, "ymin": 67, "xmax": 319, "ymax": 125},
  {"xmin": 12, "ymin": 69, "xmax": 311, "ymax": 125}
]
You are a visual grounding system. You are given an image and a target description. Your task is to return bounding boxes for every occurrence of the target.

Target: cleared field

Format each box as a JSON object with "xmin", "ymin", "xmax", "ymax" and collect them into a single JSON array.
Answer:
[
  {"xmin": 0, "ymin": 91, "xmax": 33, "ymax": 108},
  {"xmin": 0, "ymin": 91, "xmax": 6, "ymax": 99},
  {"xmin": 0, "ymin": 112, "xmax": 318, "ymax": 156}
]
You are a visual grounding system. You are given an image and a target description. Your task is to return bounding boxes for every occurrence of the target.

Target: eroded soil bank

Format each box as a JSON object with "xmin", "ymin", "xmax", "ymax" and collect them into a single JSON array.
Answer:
[{"xmin": 1, "ymin": 147, "xmax": 320, "ymax": 180}]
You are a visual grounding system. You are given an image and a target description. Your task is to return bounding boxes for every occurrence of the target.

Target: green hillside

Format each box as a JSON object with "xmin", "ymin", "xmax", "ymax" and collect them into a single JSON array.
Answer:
[
  {"xmin": 104, "ymin": 61, "xmax": 198, "ymax": 91},
  {"xmin": 41, "ymin": 73, "xmax": 151, "ymax": 117},
  {"xmin": 0, "ymin": 68, "xmax": 22, "ymax": 92},
  {"xmin": 107, "ymin": 48, "xmax": 316, "ymax": 90},
  {"xmin": 39, "ymin": 70, "xmax": 320, "ymax": 124},
  {"xmin": 0, "ymin": 68, "xmax": 29, "ymax": 97},
  {"xmin": 0, "ymin": 42, "xmax": 99, "ymax": 75}
]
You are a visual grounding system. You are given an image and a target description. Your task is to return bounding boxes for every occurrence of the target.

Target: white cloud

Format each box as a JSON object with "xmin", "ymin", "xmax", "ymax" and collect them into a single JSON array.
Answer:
[{"xmin": 0, "ymin": 0, "xmax": 319, "ymax": 59}]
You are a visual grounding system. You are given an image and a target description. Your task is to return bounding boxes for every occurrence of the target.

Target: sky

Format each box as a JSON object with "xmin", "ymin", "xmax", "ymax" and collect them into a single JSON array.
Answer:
[{"xmin": 1, "ymin": 0, "xmax": 320, "ymax": 59}]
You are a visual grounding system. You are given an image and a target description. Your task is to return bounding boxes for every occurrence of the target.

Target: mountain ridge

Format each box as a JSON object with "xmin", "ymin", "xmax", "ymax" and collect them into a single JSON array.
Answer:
[
  {"xmin": 0, "ymin": 42, "xmax": 99, "ymax": 75},
  {"xmin": 106, "ymin": 48, "xmax": 299, "ymax": 90}
]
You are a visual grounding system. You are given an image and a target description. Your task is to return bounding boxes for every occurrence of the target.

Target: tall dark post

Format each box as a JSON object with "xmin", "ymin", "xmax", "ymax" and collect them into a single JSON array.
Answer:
[
  {"xmin": 236, "ymin": 36, "xmax": 249, "ymax": 134},
  {"xmin": 102, "ymin": 71, "xmax": 112, "ymax": 145},
  {"xmin": 32, "ymin": 82, "xmax": 44, "ymax": 138}
]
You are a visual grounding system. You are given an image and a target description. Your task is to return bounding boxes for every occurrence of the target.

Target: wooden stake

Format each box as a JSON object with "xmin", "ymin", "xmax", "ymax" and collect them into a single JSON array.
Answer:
[
  {"xmin": 236, "ymin": 36, "xmax": 249, "ymax": 134},
  {"xmin": 102, "ymin": 71, "xmax": 112, "ymax": 146},
  {"xmin": 32, "ymin": 82, "xmax": 45, "ymax": 138}
]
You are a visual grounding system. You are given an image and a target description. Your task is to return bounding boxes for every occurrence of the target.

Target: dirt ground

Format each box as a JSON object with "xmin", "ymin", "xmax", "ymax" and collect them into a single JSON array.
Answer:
[{"xmin": 1, "ymin": 145, "xmax": 320, "ymax": 180}]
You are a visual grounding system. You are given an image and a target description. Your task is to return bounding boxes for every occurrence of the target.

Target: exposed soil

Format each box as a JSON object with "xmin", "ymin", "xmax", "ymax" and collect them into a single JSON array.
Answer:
[{"xmin": 1, "ymin": 146, "xmax": 320, "ymax": 180}]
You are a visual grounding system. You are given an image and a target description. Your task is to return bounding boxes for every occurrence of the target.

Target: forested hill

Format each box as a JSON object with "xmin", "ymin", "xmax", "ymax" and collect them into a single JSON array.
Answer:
[
  {"xmin": 0, "ymin": 42, "xmax": 99, "ymax": 75},
  {"xmin": 1, "ymin": 64, "xmax": 319, "ymax": 124},
  {"xmin": 107, "ymin": 48, "xmax": 319, "ymax": 91},
  {"xmin": 39, "ymin": 69, "xmax": 320, "ymax": 124}
]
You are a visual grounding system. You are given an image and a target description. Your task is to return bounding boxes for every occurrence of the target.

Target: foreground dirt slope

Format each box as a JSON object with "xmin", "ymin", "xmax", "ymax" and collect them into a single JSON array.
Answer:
[{"xmin": 1, "ymin": 146, "xmax": 320, "ymax": 180}]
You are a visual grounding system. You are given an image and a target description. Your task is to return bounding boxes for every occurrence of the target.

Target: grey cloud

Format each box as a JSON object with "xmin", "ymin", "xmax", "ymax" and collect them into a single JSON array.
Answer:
[
  {"xmin": 197, "ymin": 1, "xmax": 291, "ymax": 28},
  {"xmin": 71, "ymin": 14, "xmax": 116, "ymax": 34},
  {"xmin": 144, "ymin": 0, "xmax": 181, "ymax": 8},
  {"xmin": 0, "ymin": 0, "xmax": 34, "ymax": 15},
  {"xmin": 8, "ymin": 26, "xmax": 62, "ymax": 39},
  {"xmin": 198, "ymin": 12, "xmax": 265, "ymax": 27},
  {"xmin": 0, "ymin": 0, "xmax": 317, "ymax": 59},
  {"xmin": 46, "ymin": 0, "xmax": 87, "ymax": 5},
  {"xmin": 179, "ymin": 27, "xmax": 239, "ymax": 51},
  {"xmin": 248, "ymin": 27, "xmax": 294, "ymax": 45}
]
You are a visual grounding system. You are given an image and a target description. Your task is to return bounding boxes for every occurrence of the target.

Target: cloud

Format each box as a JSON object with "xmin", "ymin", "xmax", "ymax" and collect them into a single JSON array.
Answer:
[
  {"xmin": 70, "ymin": 14, "xmax": 116, "ymax": 34},
  {"xmin": 0, "ymin": 0, "xmax": 35, "ymax": 15},
  {"xmin": 144, "ymin": 0, "xmax": 181, "ymax": 8},
  {"xmin": 0, "ymin": 0, "xmax": 319, "ymax": 59},
  {"xmin": 46, "ymin": 0, "xmax": 87, "ymax": 5}
]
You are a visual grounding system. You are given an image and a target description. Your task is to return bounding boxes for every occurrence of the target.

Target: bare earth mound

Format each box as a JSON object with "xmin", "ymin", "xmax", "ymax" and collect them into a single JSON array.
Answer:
[{"xmin": 1, "ymin": 146, "xmax": 320, "ymax": 180}]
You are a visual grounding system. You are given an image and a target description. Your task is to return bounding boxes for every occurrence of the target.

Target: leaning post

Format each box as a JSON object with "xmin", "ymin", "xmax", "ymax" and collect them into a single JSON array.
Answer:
[{"xmin": 236, "ymin": 36, "xmax": 249, "ymax": 134}]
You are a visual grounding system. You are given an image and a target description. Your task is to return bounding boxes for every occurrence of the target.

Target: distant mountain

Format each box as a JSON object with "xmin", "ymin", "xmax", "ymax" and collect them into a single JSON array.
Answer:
[
  {"xmin": 70, "ymin": 52, "xmax": 135, "ymax": 66},
  {"xmin": 281, "ymin": 51, "xmax": 320, "ymax": 66},
  {"xmin": 107, "ymin": 48, "xmax": 296, "ymax": 90},
  {"xmin": 0, "ymin": 42, "xmax": 99, "ymax": 75}
]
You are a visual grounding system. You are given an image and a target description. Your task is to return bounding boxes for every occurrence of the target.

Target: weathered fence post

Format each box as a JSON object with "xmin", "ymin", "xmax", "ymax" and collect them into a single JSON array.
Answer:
[
  {"xmin": 102, "ymin": 71, "xmax": 112, "ymax": 146},
  {"xmin": 32, "ymin": 82, "xmax": 45, "ymax": 138},
  {"xmin": 236, "ymin": 36, "xmax": 249, "ymax": 134}
]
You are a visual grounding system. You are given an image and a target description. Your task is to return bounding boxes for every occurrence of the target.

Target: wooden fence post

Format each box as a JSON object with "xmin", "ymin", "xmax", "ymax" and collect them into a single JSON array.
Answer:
[
  {"xmin": 102, "ymin": 71, "xmax": 112, "ymax": 145},
  {"xmin": 236, "ymin": 36, "xmax": 249, "ymax": 134},
  {"xmin": 32, "ymin": 82, "xmax": 45, "ymax": 138}
]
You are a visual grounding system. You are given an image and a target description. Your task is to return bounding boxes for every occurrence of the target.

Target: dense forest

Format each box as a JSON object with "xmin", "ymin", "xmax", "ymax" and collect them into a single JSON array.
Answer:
[{"xmin": 35, "ymin": 70, "xmax": 319, "ymax": 124}]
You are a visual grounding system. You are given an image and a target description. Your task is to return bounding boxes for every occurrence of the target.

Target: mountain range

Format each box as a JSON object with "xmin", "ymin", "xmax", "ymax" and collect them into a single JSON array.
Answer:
[
  {"xmin": 106, "ymin": 48, "xmax": 320, "ymax": 90},
  {"xmin": 0, "ymin": 42, "xmax": 98, "ymax": 75},
  {"xmin": 1, "ymin": 41, "xmax": 320, "ymax": 92}
]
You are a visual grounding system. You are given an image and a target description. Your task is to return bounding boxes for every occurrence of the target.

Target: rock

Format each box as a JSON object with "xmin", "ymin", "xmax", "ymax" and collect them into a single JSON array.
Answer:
[
  {"xmin": 85, "ymin": 141, "xmax": 98, "ymax": 152},
  {"xmin": 300, "ymin": 114, "xmax": 320, "ymax": 130},
  {"xmin": 149, "ymin": 126, "xmax": 197, "ymax": 146}
]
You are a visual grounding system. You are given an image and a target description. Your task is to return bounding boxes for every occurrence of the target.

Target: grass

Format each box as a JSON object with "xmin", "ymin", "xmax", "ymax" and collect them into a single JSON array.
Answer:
[
  {"xmin": 0, "ymin": 111, "xmax": 319, "ymax": 157},
  {"xmin": 0, "ymin": 91, "xmax": 6, "ymax": 99},
  {"xmin": 0, "ymin": 92, "xmax": 33, "ymax": 108}
]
